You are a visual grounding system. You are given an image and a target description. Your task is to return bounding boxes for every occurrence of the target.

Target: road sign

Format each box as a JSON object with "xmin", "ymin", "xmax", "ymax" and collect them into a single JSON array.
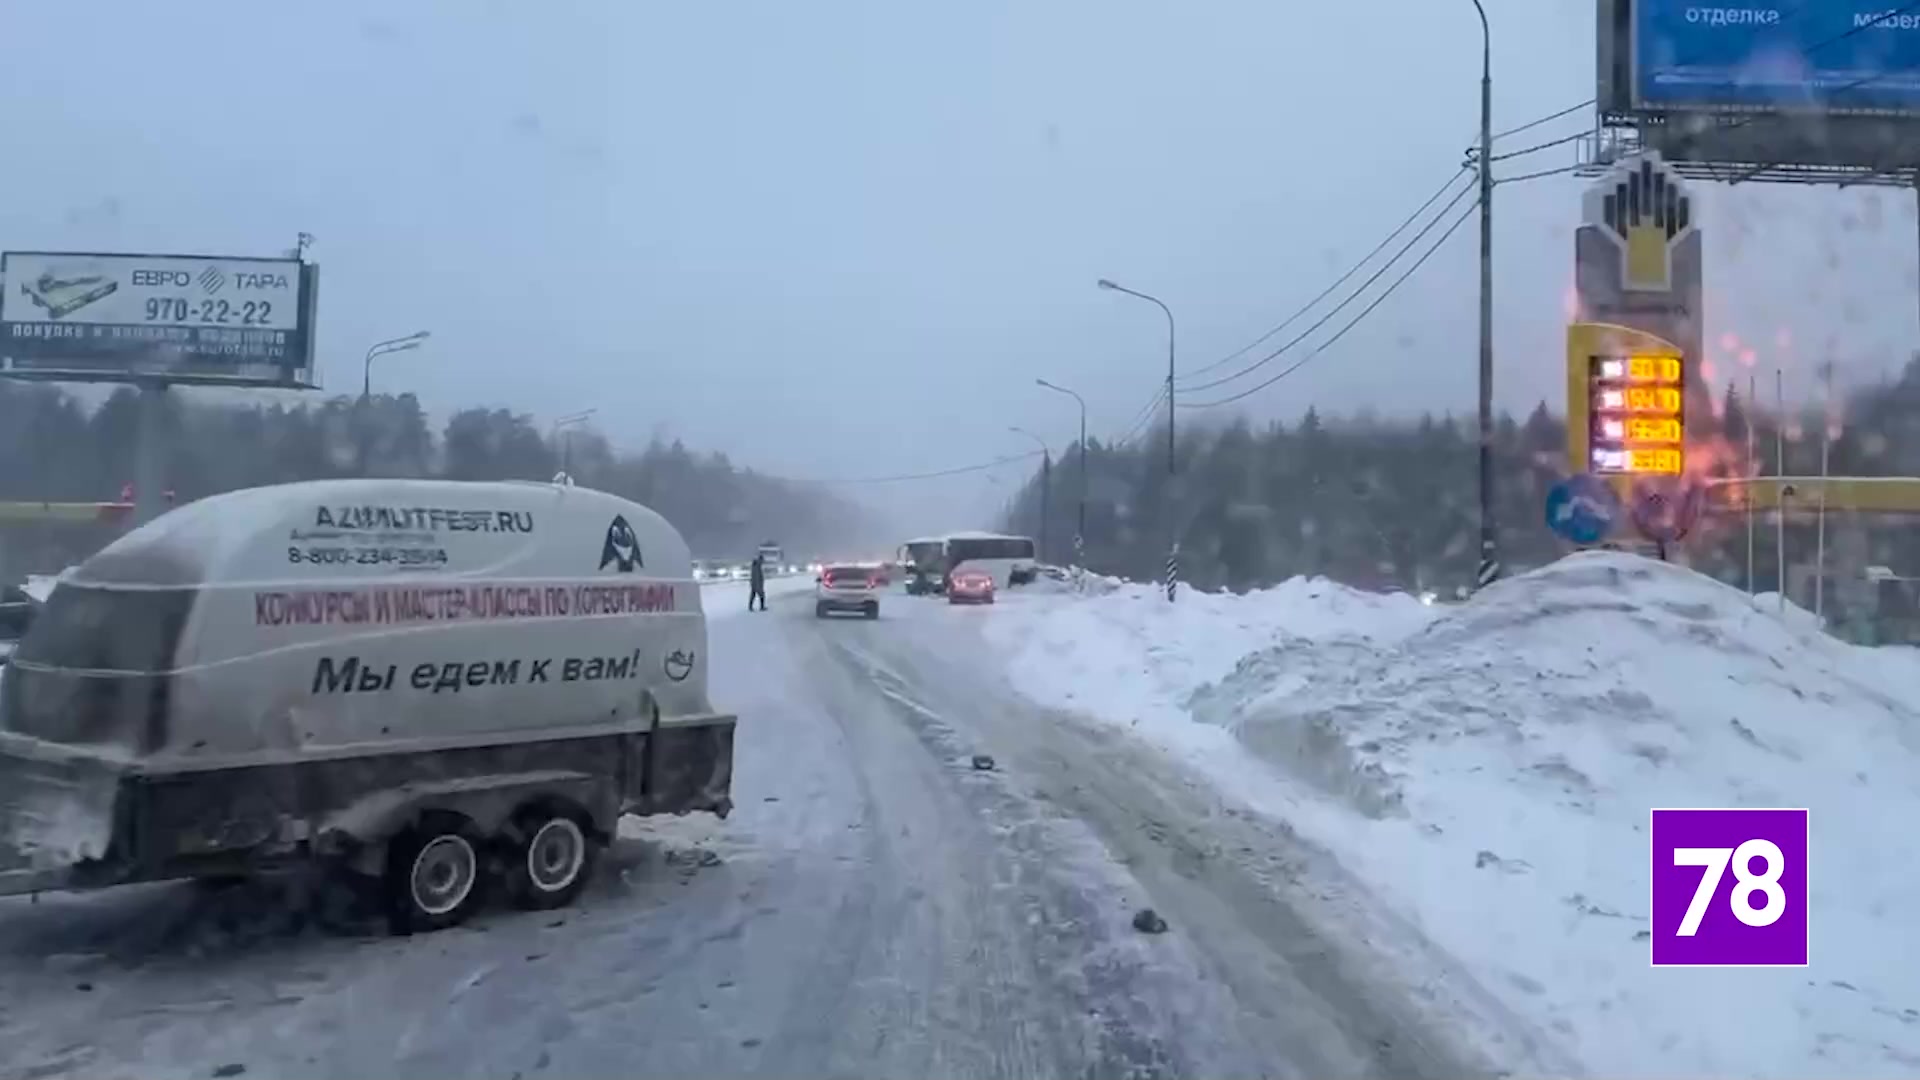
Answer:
[
  {"xmin": 1630, "ymin": 477, "xmax": 1703, "ymax": 544},
  {"xmin": 1650, "ymin": 808, "xmax": 1809, "ymax": 967},
  {"xmin": 1545, "ymin": 473, "xmax": 1621, "ymax": 545}
]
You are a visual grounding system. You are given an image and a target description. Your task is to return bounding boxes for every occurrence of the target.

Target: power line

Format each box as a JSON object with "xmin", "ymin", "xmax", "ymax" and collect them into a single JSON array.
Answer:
[
  {"xmin": 1179, "ymin": 175, "xmax": 1477, "ymax": 395},
  {"xmin": 1492, "ymin": 99, "xmax": 1593, "ymax": 142},
  {"xmin": 1179, "ymin": 198, "xmax": 1478, "ymax": 411},
  {"xmin": 1180, "ymin": 168, "xmax": 1471, "ymax": 384},
  {"xmin": 784, "ymin": 450, "xmax": 1044, "ymax": 486},
  {"xmin": 1500, "ymin": 161, "xmax": 1584, "ymax": 185},
  {"xmin": 1111, "ymin": 387, "xmax": 1167, "ymax": 448},
  {"xmin": 1175, "ymin": 102, "xmax": 1604, "ymax": 398},
  {"xmin": 1490, "ymin": 128, "xmax": 1587, "ymax": 163}
]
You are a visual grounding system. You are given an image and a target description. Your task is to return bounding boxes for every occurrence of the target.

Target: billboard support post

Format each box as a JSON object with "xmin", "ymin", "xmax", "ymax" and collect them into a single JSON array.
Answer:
[
  {"xmin": 0, "ymin": 248, "xmax": 320, "ymax": 525},
  {"xmin": 134, "ymin": 382, "xmax": 168, "ymax": 526}
]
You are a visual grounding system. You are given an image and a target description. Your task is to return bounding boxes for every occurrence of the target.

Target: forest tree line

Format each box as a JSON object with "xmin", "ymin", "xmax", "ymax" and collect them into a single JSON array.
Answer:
[
  {"xmin": 0, "ymin": 382, "xmax": 874, "ymax": 579},
  {"xmin": 998, "ymin": 356, "xmax": 1920, "ymax": 614}
]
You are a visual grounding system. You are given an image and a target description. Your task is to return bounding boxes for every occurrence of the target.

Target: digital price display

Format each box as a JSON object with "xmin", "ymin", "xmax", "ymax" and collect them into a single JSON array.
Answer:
[
  {"xmin": 1588, "ymin": 353, "xmax": 1684, "ymax": 476},
  {"xmin": 1591, "ymin": 447, "xmax": 1682, "ymax": 474}
]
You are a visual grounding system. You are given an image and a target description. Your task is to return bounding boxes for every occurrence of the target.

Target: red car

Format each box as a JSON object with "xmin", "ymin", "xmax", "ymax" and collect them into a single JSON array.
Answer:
[{"xmin": 948, "ymin": 570, "xmax": 995, "ymax": 605}]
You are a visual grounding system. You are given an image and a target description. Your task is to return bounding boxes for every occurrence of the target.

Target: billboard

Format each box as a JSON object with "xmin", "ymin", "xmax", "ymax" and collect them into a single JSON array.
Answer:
[
  {"xmin": 1632, "ymin": 1, "xmax": 1920, "ymax": 115},
  {"xmin": 0, "ymin": 252, "xmax": 318, "ymax": 386}
]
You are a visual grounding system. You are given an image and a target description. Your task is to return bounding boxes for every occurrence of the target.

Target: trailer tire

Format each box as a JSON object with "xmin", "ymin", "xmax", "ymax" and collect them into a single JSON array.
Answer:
[
  {"xmin": 385, "ymin": 811, "xmax": 486, "ymax": 935},
  {"xmin": 502, "ymin": 805, "xmax": 598, "ymax": 911}
]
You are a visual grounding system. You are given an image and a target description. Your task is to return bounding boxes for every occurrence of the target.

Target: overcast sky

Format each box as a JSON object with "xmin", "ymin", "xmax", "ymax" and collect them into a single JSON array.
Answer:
[{"xmin": 2, "ymin": 0, "xmax": 1914, "ymax": 533}]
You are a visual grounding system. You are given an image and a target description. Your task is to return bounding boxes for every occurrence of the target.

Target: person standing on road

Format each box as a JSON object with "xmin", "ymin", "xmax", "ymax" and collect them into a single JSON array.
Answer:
[{"xmin": 748, "ymin": 553, "xmax": 768, "ymax": 612}]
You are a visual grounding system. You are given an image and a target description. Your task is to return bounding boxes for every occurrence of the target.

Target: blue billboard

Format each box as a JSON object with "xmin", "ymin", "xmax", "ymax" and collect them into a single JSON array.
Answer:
[{"xmin": 1635, "ymin": 1, "xmax": 1920, "ymax": 114}]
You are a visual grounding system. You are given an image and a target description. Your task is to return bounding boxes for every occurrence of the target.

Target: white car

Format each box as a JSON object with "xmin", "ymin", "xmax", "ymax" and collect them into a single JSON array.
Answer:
[{"xmin": 814, "ymin": 564, "xmax": 881, "ymax": 619}]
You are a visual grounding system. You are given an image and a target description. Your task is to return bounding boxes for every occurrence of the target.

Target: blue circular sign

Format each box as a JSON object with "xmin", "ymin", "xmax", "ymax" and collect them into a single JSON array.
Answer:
[{"xmin": 1545, "ymin": 474, "xmax": 1622, "ymax": 546}]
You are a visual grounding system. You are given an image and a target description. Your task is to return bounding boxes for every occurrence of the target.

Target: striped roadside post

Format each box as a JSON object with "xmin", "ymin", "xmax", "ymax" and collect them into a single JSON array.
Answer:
[
  {"xmin": 1165, "ymin": 543, "xmax": 1180, "ymax": 603},
  {"xmin": 1474, "ymin": 553, "xmax": 1505, "ymax": 588}
]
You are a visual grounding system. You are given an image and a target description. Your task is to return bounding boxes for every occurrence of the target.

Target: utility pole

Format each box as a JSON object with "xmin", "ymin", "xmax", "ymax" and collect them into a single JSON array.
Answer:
[
  {"xmin": 1039, "ymin": 450, "xmax": 1052, "ymax": 564},
  {"xmin": 1470, "ymin": 0, "xmax": 1499, "ymax": 592},
  {"xmin": 1097, "ymin": 278, "xmax": 1178, "ymax": 601}
]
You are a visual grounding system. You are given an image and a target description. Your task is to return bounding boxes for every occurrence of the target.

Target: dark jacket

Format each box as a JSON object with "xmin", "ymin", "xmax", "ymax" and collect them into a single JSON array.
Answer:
[{"xmin": 749, "ymin": 556, "xmax": 765, "ymax": 587}]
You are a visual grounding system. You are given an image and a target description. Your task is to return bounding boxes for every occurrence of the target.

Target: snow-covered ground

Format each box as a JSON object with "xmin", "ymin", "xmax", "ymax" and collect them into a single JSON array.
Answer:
[{"xmin": 984, "ymin": 553, "xmax": 1920, "ymax": 1078}]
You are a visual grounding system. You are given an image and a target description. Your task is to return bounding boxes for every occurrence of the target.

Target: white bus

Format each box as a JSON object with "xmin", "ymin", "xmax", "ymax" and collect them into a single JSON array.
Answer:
[
  {"xmin": 940, "ymin": 531, "xmax": 1037, "ymax": 590},
  {"xmin": 898, "ymin": 537, "xmax": 948, "ymax": 594}
]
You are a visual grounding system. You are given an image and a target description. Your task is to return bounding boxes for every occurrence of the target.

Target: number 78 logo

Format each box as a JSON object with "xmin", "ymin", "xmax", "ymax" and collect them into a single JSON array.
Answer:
[{"xmin": 1650, "ymin": 808, "xmax": 1809, "ymax": 967}]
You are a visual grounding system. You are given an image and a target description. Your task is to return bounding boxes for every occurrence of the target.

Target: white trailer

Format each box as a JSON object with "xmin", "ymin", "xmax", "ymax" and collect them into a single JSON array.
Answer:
[{"xmin": 0, "ymin": 478, "xmax": 735, "ymax": 933}]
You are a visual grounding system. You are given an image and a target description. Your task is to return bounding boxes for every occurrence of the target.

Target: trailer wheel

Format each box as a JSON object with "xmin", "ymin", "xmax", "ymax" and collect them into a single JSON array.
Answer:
[
  {"xmin": 503, "ymin": 806, "xmax": 597, "ymax": 911},
  {"xmin": 385, "ymin": 811, "xmax": 485, "ymax": 935}
]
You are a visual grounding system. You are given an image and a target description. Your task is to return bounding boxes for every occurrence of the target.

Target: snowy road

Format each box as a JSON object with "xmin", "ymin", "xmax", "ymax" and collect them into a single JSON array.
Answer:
[{"xmin": 0, "ymin": 584, "xmax": 1511, "ymax": 1080}]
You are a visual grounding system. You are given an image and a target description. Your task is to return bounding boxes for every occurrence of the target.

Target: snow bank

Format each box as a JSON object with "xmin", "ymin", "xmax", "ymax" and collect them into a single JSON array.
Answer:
[
  {"xmin": 1016, "ymin": 566, "xmax": 1127, "ymax": 597},
  {"xmin": 987, "ymin": 576, "xmax": 1434, "ymax": 734},
  {"xmin": 986, "ymin": 552, "xmax": 1920, "ymax": 1078}
]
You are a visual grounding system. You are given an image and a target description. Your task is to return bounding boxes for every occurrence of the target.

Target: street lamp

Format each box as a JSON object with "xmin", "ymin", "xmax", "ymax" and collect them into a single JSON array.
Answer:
[
  {"xmin": 551, "ymin": 409, "xmax": 597, "ymax": 479},
  {"xmin": 1097, "ymin": 277, "xmax": 1179, "ymax": 601},
  {"xmin": 1035, "ymin": 377, "xmax": 1088, "ymax": 569},
  {"xmin": 361, "ymin": 330, "xmax": 431, "ymax": 401},
  {"xmin": 1469, "ymin": 0, "xmax": 1499, "ymax": 590},
  {"xmin": 1009, "ymin": 426, "xmax": 1050, "ymax": 565},
  {"xmin": 357, "ymin": 330, "xmax": 430, "ymax": 475}
]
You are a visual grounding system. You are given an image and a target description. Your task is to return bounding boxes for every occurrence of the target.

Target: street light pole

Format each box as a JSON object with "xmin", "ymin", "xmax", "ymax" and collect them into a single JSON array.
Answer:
[
  {"xmin": 551, "ymin": 409, "xmax": 597, "ymax": 480},
  {"xmin": 1035, "ymin": 378, "xmax": 1088, "ymax": 569},
  {"xmin": 362, "ymin": 330, "xmax": 431, "ymax": 402},
  {"xmin": 1097, "ymin": 278, "xmax": 1178, "ymax": 601},
  {"xmin": 358, "ymin": 330, "xmax": 431, "ymax": 476},
  {"xmin": 1470, "ymin": 0, "xmax": 1500, "ymax": 590},
  {"xmin": 1009, "ymin": 426, "xmax": 1050, "ymax": 564}
]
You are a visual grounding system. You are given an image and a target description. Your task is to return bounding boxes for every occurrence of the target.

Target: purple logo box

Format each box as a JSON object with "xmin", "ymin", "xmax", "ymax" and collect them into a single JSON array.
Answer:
[{"xmin": 1650, "ymin": 808, "xmax": 1809, "ymax": 967}]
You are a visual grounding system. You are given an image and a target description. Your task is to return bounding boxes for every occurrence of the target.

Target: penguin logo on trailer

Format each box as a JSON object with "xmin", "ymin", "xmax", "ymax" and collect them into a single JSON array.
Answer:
[{"xmin": 599, "ymin": 515, "xmax": 642, "ymax": 573}]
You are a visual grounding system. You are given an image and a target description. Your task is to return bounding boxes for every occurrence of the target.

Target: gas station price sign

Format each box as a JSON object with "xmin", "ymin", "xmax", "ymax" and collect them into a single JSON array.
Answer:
[{"xmin": 1587, "ymin": 352, "xmax": 1684, "ymax": 476}]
